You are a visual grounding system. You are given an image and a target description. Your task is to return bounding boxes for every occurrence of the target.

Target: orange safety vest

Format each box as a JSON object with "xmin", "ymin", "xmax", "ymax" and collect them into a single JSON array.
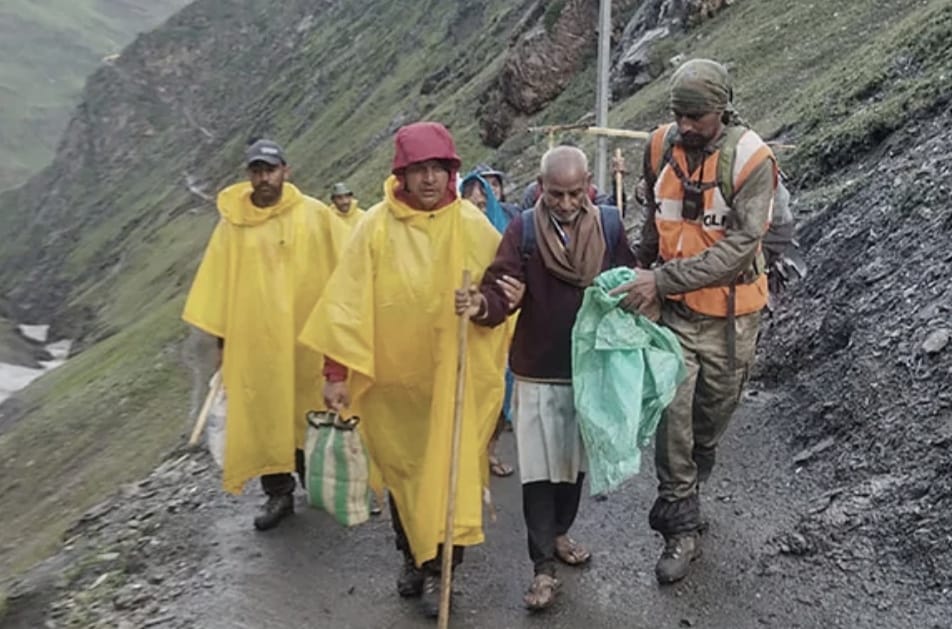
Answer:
[{"xmin": 648, "ymin": 123, "xmax": 775, "ymax": 318}]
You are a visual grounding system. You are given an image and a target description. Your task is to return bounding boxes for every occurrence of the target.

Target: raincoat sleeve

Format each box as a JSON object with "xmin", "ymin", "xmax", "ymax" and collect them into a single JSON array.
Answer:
[
  {"xmin": 182, "ymin": 220, "xmax": 230, "ymax": 338},
  {"xmin": 298, "ymin": 215, "xmax": 377, "ymax": 382}
]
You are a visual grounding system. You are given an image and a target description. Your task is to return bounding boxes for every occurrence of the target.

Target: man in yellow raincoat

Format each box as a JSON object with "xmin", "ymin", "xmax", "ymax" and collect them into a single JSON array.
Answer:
[
  {"xmin": 328, "ymin": 181, "xmax": 364, "ymax": 228},
  {"xmin": 299, "ymin": 122, "xmax": 510, "ymax": 618},
  {"xmin": 183, "ymin": 139, "xmax": 349, "ymax": 531}
]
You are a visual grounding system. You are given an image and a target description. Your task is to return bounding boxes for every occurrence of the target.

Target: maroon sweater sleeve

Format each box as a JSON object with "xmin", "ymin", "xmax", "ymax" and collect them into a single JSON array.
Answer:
[{"xmin": 476, "ymin": 216, "xmax": 526, "ymax": 328}]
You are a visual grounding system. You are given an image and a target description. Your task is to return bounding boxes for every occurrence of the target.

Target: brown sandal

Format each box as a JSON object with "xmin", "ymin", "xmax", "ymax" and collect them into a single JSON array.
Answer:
[
  {"xmin": 524, "ymin": 574, "xmax": 560, "ymax": 611},
  {"xmin": 555, "ymin": 535, "xmax": 591, "ymax": 566}
]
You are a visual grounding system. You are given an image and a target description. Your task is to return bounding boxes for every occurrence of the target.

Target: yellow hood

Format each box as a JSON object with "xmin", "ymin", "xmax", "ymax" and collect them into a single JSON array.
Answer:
[{"xmin": 217, "ymin": 181, "xmax": 304, "ymax": 226}]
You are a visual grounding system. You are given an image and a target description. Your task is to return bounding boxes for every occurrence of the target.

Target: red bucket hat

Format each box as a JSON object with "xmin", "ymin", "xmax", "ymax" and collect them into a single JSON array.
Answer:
[{"xmin": 391, "ymin": 122, "xmax": 462, "ymax": 174}]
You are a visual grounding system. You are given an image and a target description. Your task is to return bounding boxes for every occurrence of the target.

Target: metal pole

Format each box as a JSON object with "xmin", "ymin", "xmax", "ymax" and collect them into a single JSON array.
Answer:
[{"xmin": 594, "ymin": 0, "xmax": 611, "ymax": 192}]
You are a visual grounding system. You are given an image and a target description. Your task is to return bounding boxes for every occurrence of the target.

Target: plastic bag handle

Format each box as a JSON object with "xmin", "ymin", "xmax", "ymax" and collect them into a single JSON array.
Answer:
[{"xmin": 306, "ymin": 410, "xmax": 361, "ymax": 431}]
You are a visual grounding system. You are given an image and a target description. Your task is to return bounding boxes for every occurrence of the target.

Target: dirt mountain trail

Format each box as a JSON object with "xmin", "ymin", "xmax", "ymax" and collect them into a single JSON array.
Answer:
[{"xmin": 5, "ymin": 391, "xmax": 946, "ymax": 628}]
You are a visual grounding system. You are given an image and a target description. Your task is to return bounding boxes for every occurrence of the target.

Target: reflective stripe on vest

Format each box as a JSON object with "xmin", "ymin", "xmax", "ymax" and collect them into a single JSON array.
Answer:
[{"xmin": 649, "ymin": 123, "xmax": 772, "ymax": 317}]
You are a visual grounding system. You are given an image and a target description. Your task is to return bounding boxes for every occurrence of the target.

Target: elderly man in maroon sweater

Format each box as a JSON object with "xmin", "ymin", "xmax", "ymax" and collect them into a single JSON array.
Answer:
[{"xmin": 456, "ymin": 146, "xmax": 636, "ymax": 611}]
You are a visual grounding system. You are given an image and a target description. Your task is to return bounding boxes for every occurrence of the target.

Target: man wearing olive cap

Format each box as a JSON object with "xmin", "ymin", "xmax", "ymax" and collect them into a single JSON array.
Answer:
[
  {"xmin": 329, "ymin": 181, "xmax": 364, "ymax": 228},
  {"xmin": 612, "ymin": 59, "xmax": 778, "ymax": 584}
]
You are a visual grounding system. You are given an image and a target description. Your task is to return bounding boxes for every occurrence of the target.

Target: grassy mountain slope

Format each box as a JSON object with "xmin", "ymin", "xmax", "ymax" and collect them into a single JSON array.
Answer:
[
  {"xmin": 0, "ymin": 0, "xmax": 948, "ymax": 584},
  {"xmin": 0, "ymin": 0, "xmax": 190, "ymax": 190},
  {"xmin": 0, "ymin": 0, "xmax": 539, "ymax": 578}
]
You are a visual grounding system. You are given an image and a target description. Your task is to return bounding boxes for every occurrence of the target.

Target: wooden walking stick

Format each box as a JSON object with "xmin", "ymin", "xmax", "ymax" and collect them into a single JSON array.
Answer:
[
  {"xmin": 614, "ymin": 147, "xmax": 624, "ymax": 212},
  {"xmin": 188, "ymin": 370, "xmax": 222, "ymax": 446},
  {"xmin": 438, "ymin": 269, "xmax": 472, "ymax": 629}
]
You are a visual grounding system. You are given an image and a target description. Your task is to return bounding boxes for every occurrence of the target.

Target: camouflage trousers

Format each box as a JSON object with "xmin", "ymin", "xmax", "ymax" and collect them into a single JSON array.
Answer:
[{"xmin": 649, "ymin": 301, "xmax": 761, "ymax": 536}]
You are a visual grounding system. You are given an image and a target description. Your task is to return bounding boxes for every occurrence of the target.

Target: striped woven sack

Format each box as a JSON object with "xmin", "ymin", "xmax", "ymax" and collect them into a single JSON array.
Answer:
[{"xmin": 304, "ymin": 411, "xmax": 372, "ymax": 527}]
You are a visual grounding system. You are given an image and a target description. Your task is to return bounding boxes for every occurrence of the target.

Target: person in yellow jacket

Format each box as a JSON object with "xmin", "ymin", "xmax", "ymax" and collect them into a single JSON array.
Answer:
[
  {"xmin": 328, "ymin": 181, "xmax": 364, "ymax": 228},
  {"xmin": 183, "ymin": 138, "xmax": 349, "ymax": 531},
  {"xmin": 299, "ymin": 122, "xmax": 510, "ymax": 619}
]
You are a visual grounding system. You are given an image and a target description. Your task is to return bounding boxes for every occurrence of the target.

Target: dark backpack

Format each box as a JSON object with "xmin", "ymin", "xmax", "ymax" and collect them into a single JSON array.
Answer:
[
  {"xmin": 520, "ymin": 206, "xmax": 624, "ymax": 267},
  {"xmin": 653, "ymin": 124, "xmax": 806, "ymax": 287}
]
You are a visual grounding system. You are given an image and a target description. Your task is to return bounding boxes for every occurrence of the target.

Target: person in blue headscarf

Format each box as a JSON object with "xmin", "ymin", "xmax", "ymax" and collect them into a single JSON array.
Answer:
[
  {"xmin": 460, "ymin": 168, "xmax": 521, "ymax": 477},
  {"xmin": 461, "ymin": 171, "xmax": 510, "ymax": 232},
  {"xmin": 470, "ymin": 164, "xmax": 521, "ymax": 223}
]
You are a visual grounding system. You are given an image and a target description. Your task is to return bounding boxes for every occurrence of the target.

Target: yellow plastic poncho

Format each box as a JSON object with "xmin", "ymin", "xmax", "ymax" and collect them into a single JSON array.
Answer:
[
  {"xmin": 183, "ymin": 182, "xmax": 350, "ymax": 494},
  {"xmin": 299, "ymin": 176, "xmax": 509, "ymax": 565},
  {"xmin": 331, "ymin": 198, "xmax": 364, "ymax": 229}
]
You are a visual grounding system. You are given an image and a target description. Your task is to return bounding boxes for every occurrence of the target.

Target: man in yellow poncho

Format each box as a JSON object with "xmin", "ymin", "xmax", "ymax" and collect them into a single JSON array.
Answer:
[
  {"xmin": 299, "ymin": 122, "xmax": 510, "ymax": 619},
  {"xmin": 183, "ymin": 138, "xmax": 349, "ymax": 531},
  {"xmin": 328, "ymin": 181, "xmax": 364, "ymax": 228}
]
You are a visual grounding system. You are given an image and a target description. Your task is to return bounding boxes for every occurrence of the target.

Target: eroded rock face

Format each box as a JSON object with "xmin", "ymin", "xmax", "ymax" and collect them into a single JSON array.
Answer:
[
  {"xmin": 611, "ymin": 0, "xmax": 735, "ymax": 99},
  {"xmin": 477, "ymin": 0, "xmax": 734, "ymax": 147},
  {"xmin": 478, "ymin": 0, "xmax": 600, "ymax": 147}
]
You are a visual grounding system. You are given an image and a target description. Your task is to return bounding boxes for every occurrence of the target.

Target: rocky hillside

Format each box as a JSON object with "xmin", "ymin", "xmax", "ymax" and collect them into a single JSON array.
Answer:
[
  {"xmin": 0, "ymin": 0, "xmax": 949, "ymax": 610},
  {"xmin": 0, "ymin": 0, "xmax": 190, "ymax": 190},
  {"xmin": 758, "ymin": 105, "xmax": 952, "ymax": 591}
]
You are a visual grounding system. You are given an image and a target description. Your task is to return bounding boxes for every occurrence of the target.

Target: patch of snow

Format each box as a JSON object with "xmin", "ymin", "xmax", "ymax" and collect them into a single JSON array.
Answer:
[
  {"xmin": 18, "ymin": 324, "xmax": 49, "ymax": 343},
  {"xmin": 45, "ymin": 339, "xmax": 72, "ymax": 363},
  {"xmin": 0, "ymin": 363, "xmax": 46, "ymax": 403},
  {"xmin": 0, "ymin": 333, "xmax": 73, "ymax": 403}
]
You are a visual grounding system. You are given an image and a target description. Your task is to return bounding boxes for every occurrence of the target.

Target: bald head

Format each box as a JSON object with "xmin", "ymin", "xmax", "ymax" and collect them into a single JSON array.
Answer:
[
  {"xmin": 538, "ymin": 145, "xmax": 591, "ymax": 223},
  {"xmin": 540, "ymin": 146, "xmax": 589, "ymax": 179}
]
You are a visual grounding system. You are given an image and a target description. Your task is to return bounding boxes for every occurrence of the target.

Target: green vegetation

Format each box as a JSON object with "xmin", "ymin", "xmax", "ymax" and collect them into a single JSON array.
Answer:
[
  {"xmin": 0, "ymin": 0, "xmax": 948, "ymax": 583},
  {"xmin": 0, "ymin": 0, "xmax": 189, "ymax": 190}
]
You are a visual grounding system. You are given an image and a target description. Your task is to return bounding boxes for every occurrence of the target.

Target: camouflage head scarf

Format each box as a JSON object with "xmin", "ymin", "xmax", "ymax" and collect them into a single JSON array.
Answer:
[{"xmin": 669, "ymin": 58, "xmax": 732, "ymax": 115}]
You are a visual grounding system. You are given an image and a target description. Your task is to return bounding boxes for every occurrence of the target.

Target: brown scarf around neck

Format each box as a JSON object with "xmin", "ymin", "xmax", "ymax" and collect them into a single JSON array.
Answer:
[{"xmin": 533, "ymin": 200, "xmax": 606, "ymax": 287}]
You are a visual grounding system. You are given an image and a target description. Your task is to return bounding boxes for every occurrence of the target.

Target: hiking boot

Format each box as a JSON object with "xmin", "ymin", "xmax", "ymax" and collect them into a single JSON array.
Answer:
[
  {"xmin": 253, "ymin": 494, "xmax": 294, "ymax": 531},
  {"xmin": 420, "ymin": 573, "xmax": 445, "ymax": 619},
  {"xmin": 397, "ymin": 557, "xmax": 424, "ymax": 598},
  {"xmin": 655, "ymin": 533, "xmax": 702, "ymax": 584}
]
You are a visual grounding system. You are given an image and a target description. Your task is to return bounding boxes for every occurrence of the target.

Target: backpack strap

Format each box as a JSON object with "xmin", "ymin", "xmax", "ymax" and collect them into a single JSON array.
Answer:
[
  {"xmin": 598, "ymin": 205, "xmax": 623, "ymax": 267},
  {"xmin": 520, "ymin": 207, "xmax": 622, "ymax": 266},
  {"xmin": 715, "ymin": 125, "xmax": 753, "ymax": 205},
  {"xmin": 648, "ymin": 123, "xmax": 679, "ymax": 179},
  {"xmin": 520, "ymin": 208, "xmax": 536, "ymax": 260}
]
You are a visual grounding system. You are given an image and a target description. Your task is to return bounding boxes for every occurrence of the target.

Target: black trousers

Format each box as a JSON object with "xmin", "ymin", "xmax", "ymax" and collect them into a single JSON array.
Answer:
[
  {"xmin": 523, "ymin": 473, "xmax": 585, "ymax": 576},
  {"xmin": 260, "ymin": 449, "xmax": 306, "ymax": 497},
  {"xmin": 390, "ymin": 494, "xmax": 463, "ymax": 573}
]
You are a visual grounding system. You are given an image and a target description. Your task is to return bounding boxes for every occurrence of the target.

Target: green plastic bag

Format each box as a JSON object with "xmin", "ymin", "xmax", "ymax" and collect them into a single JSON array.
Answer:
[
  {"xmin": 571, "ymin": 267, "xmax": 687, "ymax": 495},
  {"xmin": 305, "ymin": 411, "xmax": 372, "ymax": 526}
]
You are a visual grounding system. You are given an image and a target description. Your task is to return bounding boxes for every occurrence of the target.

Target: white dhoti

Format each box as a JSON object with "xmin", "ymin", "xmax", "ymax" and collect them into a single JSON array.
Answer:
[{"xmin": 513, "ymin": 379, "xmax": 587, "ymax": 484}]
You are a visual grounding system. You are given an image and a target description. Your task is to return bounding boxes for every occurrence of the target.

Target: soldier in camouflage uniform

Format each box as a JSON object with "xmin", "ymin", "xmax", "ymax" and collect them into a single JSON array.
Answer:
[{"xmin": 612, "ymin": 59, "xmax": 778, "ymax": 584}]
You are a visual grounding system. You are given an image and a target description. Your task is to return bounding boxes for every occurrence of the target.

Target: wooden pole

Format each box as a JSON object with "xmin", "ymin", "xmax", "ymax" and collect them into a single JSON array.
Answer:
[
  {"xmin": 594, "ymin": 0, "xmax": 611, "ymax": 191},
  {"xmin": 527, "ymin": 125, "xmax": 651, "ymax": 143},
  {"xmin": 438, "ymin": 270, "xmax": 472, "ymax": 629},
  {"xmin": 586, "ymin": 126, "xmax": 651, "ymax": 141},
  {"xmin": 613, "ymin": 147, "xmax": 624, "ymax": 211},
  {"xmin": 188, "ymin": 370, "xmax": 222, "ymax": 446},
  {"xmin": 527, "ymin": 123, "xmax": 589, "ymax": 135}
]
